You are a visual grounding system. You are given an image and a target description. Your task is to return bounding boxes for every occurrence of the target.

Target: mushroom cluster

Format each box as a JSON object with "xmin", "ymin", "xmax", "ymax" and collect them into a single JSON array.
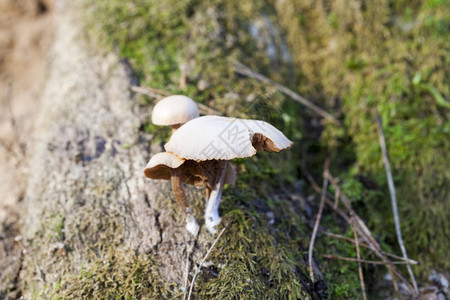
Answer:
[{"xmin": 144, "ymin": 96, "xmax": 293, "ymax": 235}]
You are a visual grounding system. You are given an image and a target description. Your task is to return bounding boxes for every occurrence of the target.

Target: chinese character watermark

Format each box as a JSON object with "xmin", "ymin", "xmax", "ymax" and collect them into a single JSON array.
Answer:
[{"xmin": 200, "ymin": 141, "xmax": 224, "ymax": 158}]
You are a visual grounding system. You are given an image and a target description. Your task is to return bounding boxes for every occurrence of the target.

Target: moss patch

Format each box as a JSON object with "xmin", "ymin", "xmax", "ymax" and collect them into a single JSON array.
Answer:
[
  {"xmin": 83, "ymin": 0, "xmax": 448, "ymax": 297},
  {"xmin": 193, "ymin": 171, "xmax": 313, "ymax": 299},
  {"xmin": 55, "ymin": 250, "xmax": 179, "ymax": 299},
  {"xmin": 21, "ymin": 190, "xmax": 178, "ymax": 298},
  {"xmin": 279, "ymin": 0, "xmax": 450, "ymax": 276}
]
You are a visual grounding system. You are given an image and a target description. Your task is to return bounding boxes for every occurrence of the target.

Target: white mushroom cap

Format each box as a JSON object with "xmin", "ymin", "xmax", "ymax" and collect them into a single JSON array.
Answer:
[
  {"xmin": 164, "ymin": 116, "xmax": 293, "ymax": 161},
  {"xmin": 151, "ymin": 95, "xmax": 199, "ymax": 126},
  {"xmin": 144, "ymin": 152, "xmax": 207, "ymax": 186},
  {"xmin": 144, "ymin": 152, "xmax": 185, "ymax": 180},
  {"xmin": 144, "ymin": 152, "xmax": 202, "ymax": 236}
]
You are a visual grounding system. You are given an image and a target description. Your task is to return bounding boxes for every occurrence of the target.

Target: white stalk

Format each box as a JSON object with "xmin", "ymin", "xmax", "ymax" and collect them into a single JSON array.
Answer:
[
  {"xmin": 185, "ymin": 207, "xmax": 199, "ymax": 236},
  {"xmin": 171, "ymin": 169, "xmax": 199, "ymax": 236},
  {"xmin": 205, "ymin": 162, "xmax": 227, "ymax": 234}
]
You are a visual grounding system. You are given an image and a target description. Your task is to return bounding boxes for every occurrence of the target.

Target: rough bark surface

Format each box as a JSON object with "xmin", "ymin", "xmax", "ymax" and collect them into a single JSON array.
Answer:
[{"xmin": 18, "ymin": 1, "xmax": 210, "ymax": 297}]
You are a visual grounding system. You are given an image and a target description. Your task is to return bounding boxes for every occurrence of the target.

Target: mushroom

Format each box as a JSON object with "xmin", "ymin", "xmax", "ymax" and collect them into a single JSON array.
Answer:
[
  {"xmin": 164, "ymin": 115, "xmax": 293, "ymax": 233},
  {"xmin": 144, "ymin": 152, "xmax": 203, "ymax": 235},
  {"xmin": 144, "ymin": 152, "xmax": 236, "ymax": 236},
  {"xmin": 151, "ymin": 95, "xmax": 199, "ymax": 132}
]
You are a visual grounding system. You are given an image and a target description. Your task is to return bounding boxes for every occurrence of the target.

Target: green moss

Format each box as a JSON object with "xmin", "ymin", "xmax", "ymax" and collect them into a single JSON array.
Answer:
[
  {"xmin": 276, "ymin": 0, "xmax": 449, "ymax": 277},
  {"xmin": 195, "ymin": 184, "xmax": 312, "ymax": 299},
  {"xmin": 56, "ymin": 250, "xmax": 179, "ymax": 299},
  {"xmin": 83, "ymin": 0, "xmax": 448, "ymax": 297},
  {"xmin": 82, "ymin": 0, "xmax": 348, "ymax": 297},
  {"xmin": 20, "ymin": 185, "xmax": 178, "ymax": 299},
  {"xmin": 46, "ymin": 212, "xmax": 65, "ymax": 241}
]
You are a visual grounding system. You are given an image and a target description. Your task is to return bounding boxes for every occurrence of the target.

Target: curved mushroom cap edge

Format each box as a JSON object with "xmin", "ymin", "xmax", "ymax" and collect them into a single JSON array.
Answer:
[{"xmin": 151, "ymin": 95, "xmax": 200, "ymax": 126}]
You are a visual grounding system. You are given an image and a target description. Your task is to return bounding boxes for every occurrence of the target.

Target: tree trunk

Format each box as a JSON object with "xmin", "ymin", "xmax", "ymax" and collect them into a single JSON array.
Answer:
[
  {"xmin": 17, "ymin": 1, "xmax": 209, "ymax": 298},
  {"xmin": 10, "ymin": 1, "xmax": 319, "ymax": 299}
]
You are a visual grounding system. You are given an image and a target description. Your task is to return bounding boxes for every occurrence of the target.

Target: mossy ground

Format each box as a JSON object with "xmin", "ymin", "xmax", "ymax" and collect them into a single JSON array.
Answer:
[
  {"xmin": 81, "ymin": 0, "xmax": 449, "ymax": 298},
  {"xmin": 20, "ymin": 198, "xmax": 178, "ymax": 299},
  {"xmin": 193, "ymin": 158, "xmax": 313, "ymax": 299},
  {"xmin": 54, "ymin": 250, "xmax": 180, "ymax": 299}
]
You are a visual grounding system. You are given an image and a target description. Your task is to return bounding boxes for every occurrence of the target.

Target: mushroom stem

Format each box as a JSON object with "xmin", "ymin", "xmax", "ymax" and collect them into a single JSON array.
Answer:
[
  {"xmin": 205, "ymin": 162, "xmax": 227, "ymax": 234},
  {"xmin": 171, "ymin": 124, "xmax": 181, "ymax": 133},
  {"xmin": 171, "ymin": 170, "xmax": 199, "ymax": 236}
]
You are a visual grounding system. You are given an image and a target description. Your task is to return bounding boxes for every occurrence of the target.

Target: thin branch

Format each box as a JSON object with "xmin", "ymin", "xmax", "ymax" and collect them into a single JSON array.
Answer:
[
  {"xmin": 323, "ymin": 231, "xmax": 418, "ymax": 264},
  {"xmin": 183, "ymin": 244, "xmax": 193, "ymax": 300},
  {"xmin": 323, "ymin": 255, "xmax": 415, "ymax": 265},
  {"xmin": 351, "ymin": 215, "xmax": 367, "ymax": 300},
  {"xmin": 323, "ymin": 231, "xmax": 366, "ymax": 246},
  {"xmin": 196, "ymin": 103, "xmax": 223, "ymax": 116},
  {"xmin": 187, "ymin": 227, "xmax": 226, "ymax": 300},
  {"xmin": 130, "ymin": 85, "xmax": 166, "ymax": 99},
  {"xmin": 233, "ymin": 61, "xmax": 339, "ymax": 125},
  {"xmin": 301, "ymin": 165, "xmax": 322, "ymax": 194},
  {"xmin": 380, "ymin": 252, "xmax": 418, "ymax": 265},
  {"xmin": 376, "ymin": 116, "xmax": 418, "ymax": 295},
  {"xmin": 300, "ymin": 165, "xmax": 352, "ymax": 225},
  {"xmin": 323, "ymin": 170, "xmax": 352, "ymax": 211},
  {"xmin": 308, "ymin": 159, "xmax": 330, "ymax": 282},
  {"xmin": 302, "ymin": 166, "xmax": 352, "ymax": 222},
  {"xmin": 333, "ymin": 187, "xmax": 340, "ymax": 209},
  {"xmin": 304, "ymin": 166, "xmax": 410, "ymax": 292},
  {"xmin": 352, "ymin": 213, "xmax": 409, "ymax": 292}
]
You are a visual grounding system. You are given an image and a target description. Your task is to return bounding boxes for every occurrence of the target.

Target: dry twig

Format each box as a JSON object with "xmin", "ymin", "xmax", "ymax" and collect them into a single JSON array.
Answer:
[
  {"xmin": 324, "ymin": 170, "xmax": 412, "ymax": 292},
  {"xmin": 376, "ymin": 116, "xmax": 418, "ymax": 295},
  {"xmin": 323, "ymin": 255, "xmax": 416, "ymax": 265},
  {"xmin": 233, "ymin": 61, "xmax": 339, "ymax": 125},
  {"xmin": 187, "ymin": 227, "xmax": 226, "ymax": 300},
  {"xmin": 333, "ymin": 187, "xmax": 340, "ymax": 209},
  {"xmin": 308, "ymin": 159, "xmax": 330, "ymax": 282},
  {"xmin": 183, "ymin": 244, "xmax": 193, "ymax": 300},
  {"xmin": 323, "ymin": 231, "xmax": 418, "ymax": 264},
  {"xmin": 333, "ymin": 173, "xmax": 412, "ymax": 291},
  {"xmin": 302, "ymin": 165, "xmax": 417, "ymax": 293},
  {"xmin": 351, "ymin": 215, "xmax": 367, "ymax": 300},
  {"xmin": 130, "ymin": 85, "xmax": 166, "ymax": 99}
]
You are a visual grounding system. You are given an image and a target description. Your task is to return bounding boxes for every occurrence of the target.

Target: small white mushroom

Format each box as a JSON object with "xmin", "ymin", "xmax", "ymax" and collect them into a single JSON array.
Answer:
[
  {"xmin": 165, "ymin": 116, "xmax": 293, "ymax": 233},
  {"xmin": 144, "ymin": 152, "xmax": 203, "ymax": 236},
  {"xmin": 144, "ymin": 152, "xmax": 235, "ymax": 235},
  {"xmin": 151, "ymin": 95, "xmax": 199, "ymax": 132}
]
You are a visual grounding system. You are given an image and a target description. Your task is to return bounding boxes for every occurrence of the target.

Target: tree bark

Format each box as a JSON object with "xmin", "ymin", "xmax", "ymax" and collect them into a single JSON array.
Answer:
[
  {"xmin": 11, "ymin": 1, "xmax": 322, "ymax": 299},
  {"xmin": 18, "ymin": 1, "xmax": 208, "ymax": 297}
]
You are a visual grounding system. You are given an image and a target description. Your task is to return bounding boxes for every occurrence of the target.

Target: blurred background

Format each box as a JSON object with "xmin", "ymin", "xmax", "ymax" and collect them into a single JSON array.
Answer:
[
  {"xmin": 1, "ymin": 0, "xmax": 448, "ymax": 298},
  {"xmin": 0, "ymin": 0, "xmax": 53, "ymax": 220}
]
